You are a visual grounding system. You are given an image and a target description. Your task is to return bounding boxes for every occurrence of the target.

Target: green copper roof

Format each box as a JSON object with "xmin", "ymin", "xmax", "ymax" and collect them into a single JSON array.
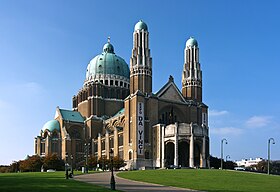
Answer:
[
  {"xmin": 186, "ymin": 37, "xmax": 198, "ymax": 47},
  {"xmin": 86, "ymin": 42, "xmax": 129, "ymax": 79},
  {"xmin": 59, "ymin": 109, "xmax": 84, "ymax": 123},
  {"xmin": 42, "ymin": 120, "xmax": 60, "ymax": 132},
  {"xmin": 112, "ymin": 108, "xmax": 125, "ymax": 118},
  {"xmin": 134, "ymin": 20, "xmax": 148, "ymax": 31}
]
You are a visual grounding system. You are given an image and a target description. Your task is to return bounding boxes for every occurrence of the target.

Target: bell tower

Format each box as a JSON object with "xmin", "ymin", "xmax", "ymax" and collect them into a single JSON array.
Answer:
[
  {"xmin": 182, "ymin": 37, "xmax": 202, "ymax": 102},
  {"xmin": 130, "ymin": 20, "xmax": 152, "ymax": 94}
]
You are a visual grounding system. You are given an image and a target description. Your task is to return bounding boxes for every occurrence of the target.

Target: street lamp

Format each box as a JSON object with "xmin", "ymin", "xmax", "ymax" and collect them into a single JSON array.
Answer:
[
  {"xmin": 70, "ymin": 155, "xmax": 74, "ymax": 175},
  {"xmin": 84, "ymin": 142, "xmax": 90, "ymax": 173},
  {"xmin": 268, "ymin": 138, "xmax": 275, "ymax": 175},
  {"xmin": 84, "ymin": 117, "xmax": 91, "ymax": 174},
  {"xmin": 221, "ymin": 138, "xmax": 228, "ymax": 170},
  {"xmin": 109, "ymin": 149, "xmax": 116, "ymax": 190},
  {"xmin": 65, "ymin": 153, "xmax": 69, "ymax": 179},
  {"xmin": 226, "ymin": 155, "xmax": 230, "ymax": 162}
]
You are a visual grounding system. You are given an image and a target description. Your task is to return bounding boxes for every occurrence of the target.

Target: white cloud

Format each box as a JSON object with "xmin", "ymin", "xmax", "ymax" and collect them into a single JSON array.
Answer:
[
  {"xmin": 209, "ymin": 110, "xmax": 229, "ymax": 116},
  {"xmin": 245, "ymin": 116, "xmax": 272, "ymax": 128},
  {"xmin": 211, "ymin": 127, "xmax": 243, "ymax": 136}
]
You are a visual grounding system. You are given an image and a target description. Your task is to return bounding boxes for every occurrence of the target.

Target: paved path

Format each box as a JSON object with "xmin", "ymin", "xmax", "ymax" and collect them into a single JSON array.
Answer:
[{"xmin": 75, "ymin": 172, "xmax": 200, "ymax": 192}]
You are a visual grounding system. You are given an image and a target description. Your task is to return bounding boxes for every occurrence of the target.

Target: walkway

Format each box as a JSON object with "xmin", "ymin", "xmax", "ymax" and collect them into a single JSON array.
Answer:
[{"xmin": 75, "ymin": 172, "xmax": 200, "ymax": 192}]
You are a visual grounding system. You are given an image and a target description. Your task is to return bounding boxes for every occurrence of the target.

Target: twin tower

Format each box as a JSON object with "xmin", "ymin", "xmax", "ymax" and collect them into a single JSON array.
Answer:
[{"xmin": 130, "ymin": 20, "xmax": 202, "ymax": 102}]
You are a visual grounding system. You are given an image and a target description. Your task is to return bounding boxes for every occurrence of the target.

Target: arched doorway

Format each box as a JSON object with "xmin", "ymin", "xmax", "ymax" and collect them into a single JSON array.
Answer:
[
  {"xmin": 165, "ymin": 142, "xmax": 174, "ymax": 167},
  {"xmin": 178, "ymin": 141, "xmax": 189, "ymax": 167}
]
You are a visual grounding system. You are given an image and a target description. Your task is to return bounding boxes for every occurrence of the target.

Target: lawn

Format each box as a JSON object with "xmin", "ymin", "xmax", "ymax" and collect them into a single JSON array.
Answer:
[
  {"xmin": 0, "ymin": 172, "xmax": 112, "ymax": 192},
  {"xmin": 117, "ymin": 169, "xmax": 280, "ymax": 192}
]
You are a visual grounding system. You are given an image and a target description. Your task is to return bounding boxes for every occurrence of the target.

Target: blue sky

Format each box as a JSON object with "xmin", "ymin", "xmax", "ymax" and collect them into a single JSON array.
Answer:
[{"xmin": 0, "ymin": 0, "xmax": 280, "ymax": 165}]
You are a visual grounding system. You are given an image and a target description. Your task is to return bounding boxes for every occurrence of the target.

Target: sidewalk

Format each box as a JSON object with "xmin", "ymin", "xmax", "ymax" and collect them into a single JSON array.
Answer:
[{"xmin": 75, "ymin": 172, "xmax": 200, "ymax": 192}]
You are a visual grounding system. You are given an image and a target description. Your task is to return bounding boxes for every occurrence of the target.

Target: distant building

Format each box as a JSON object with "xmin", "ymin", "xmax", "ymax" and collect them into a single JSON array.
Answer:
[
  {"xmin": 236, "ymin": 158, "xmax": 263, "ymax": 167},
  {"xmin": 34, "ymin": 20, "xmax": 209, "ymax": 170}
]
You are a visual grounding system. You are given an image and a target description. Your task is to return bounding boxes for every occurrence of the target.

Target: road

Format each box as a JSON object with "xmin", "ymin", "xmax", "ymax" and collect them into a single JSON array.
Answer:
[{"xmin": 75, "ymin": 171, "xmax": 200, "ymax": 192}]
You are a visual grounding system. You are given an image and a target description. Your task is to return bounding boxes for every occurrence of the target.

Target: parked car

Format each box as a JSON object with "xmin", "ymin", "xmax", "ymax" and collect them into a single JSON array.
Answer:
[{"xmin": 166, "ymin": 165, "xmax": 180, "ymax": 169}]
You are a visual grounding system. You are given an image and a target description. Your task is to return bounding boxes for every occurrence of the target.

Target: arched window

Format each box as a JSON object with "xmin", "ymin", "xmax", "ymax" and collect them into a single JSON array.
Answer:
[
  {"xmin": 52, "ymin": 131, "xmax": 58, "ymax": 139},
  {"xmin": 129, "ymin": 151, "xmax": 132, "ymax": 160},
  {"xmin": 109, "ymin": 137, "xmax": 114, "ymax": 149},
  {"xmin": 118, "ymin": 134, "xmax": 123, "ymax": 146},
  {"xmin": 43, "ymin": 131, "xmax": 48, "ymax": 138}
]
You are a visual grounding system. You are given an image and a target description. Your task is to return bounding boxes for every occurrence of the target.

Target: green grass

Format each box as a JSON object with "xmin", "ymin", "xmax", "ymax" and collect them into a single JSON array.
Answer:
[
  {"xmin": 118, "ymin": 169, "xmax": 280, "ymax": 192},
  {"xmin": 0, "ymin": 172, "xmax": 112, "ymax": 192}
]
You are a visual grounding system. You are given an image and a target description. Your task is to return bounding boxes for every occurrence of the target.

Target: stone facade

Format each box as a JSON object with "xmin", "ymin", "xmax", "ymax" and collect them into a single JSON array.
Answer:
[{"xmin": 34, "ymin": 20, "xmax": 209, "ymax": 169}]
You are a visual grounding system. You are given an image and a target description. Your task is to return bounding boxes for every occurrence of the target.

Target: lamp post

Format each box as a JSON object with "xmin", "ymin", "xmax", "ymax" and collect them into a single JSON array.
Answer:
[
  {"xmin": 65, "ymin": 153, "xmax": 69, "ymax": 179},
  {"xmin": 268, "ymin": 138, "xmax": 275, "ymax": 175},
  {"xmin": 84, "ymin": 142, "xmax": 90, "ymax": 173},
  {"xmin": 226, "ymin": 155, "xmax": 230, "ymax": 162},
  {"xmin": 84, "ymin": 117, "xmax": 91, "ymax": 174},
  {"xmin": 109, "ymin": 149, "xmax": 116, "ymax": 190},
  {"xmin": 221, "ymin": 138, "xmax": 228, "ymax": 170},
  {"xmin": 70, "ymin": 155, "xmax": 74, "ymax": 175}
]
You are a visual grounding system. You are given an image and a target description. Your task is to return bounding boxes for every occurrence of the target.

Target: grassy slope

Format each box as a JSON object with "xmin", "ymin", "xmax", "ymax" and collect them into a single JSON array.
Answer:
[
  {"xmin": 0, "ymin": 172, "xmax": 112, "ymax": 192},
  {"xmin": 118, "ymin": 169, "xmax": 280, "ymax": 192}
]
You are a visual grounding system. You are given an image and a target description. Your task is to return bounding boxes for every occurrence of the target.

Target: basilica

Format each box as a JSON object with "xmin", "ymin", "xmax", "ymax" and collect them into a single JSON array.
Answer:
[{"xmin": 34, "ymin": 20, "xmax": 210, "ymax": 169}]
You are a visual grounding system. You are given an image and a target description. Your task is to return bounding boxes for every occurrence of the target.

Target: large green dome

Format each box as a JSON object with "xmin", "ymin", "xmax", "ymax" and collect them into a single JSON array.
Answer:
[
  {"xmin": 85, "ymin": 41, "xmax": 129, "ymax": 83},
  {"xmin": 42, "ymin": 120, "xmax": 60, "ymax": 132}
]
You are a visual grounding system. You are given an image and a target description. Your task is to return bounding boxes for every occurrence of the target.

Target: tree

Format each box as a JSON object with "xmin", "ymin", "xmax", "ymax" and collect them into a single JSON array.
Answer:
[
  {"xmin": 254, "ymin": 160, "xmax": 267, "ymax": 173},
  {"xmin": 0, "ymin": 165, "xmax": 10, "ymax": 173},
  {"xmin": 88, "ymin": 155, "xmax": 98, "ymax": 170},
  {"xmin": 254, "ymin": 160, "xmax": 280, "ymax": 174},
  {"xmin": 98, "ymin": 156, "xmax": 110, "ymax": 171},
  {"xmin": 210, "ymin": 156, "xmax": 220, "ymax": 169},
  {"xmin": 9, "ymin": 161, "xmax": 19, "ymax": 172},
  {"xmin": 113, "ymin": 156, "xmax": 126, "ymax": 170},
  {"xmin": 43, "ymin": 154, "xmax": 64, "ymax": 171},
  {"xmin": 19, "ymin": 155, "xmax": 43, "ymax": 172},
  {"xmin": 224, "ymin": 160, "xmax": 237, "ymax": 170},
  {"xmin": 271, "ymin": 161, "xmax": 280, "ymax": 174},
  {"xmin": 209, "ymin": 155, "xmax": 236, "ymax": 169}
]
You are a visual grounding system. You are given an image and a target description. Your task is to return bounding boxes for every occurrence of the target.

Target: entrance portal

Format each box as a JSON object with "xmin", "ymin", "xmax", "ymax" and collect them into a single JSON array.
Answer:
[
  {"xmin": 165, "ymin": 142, "xmax": 174, "ymax": 167},
  {"xmin": 178, "ymin": 141, "xmax": 189, "ymax": 167}
]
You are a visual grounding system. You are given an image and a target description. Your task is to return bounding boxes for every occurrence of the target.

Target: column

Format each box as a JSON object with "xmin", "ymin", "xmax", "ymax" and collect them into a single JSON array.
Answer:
[
  {"xmin": 174, "ymin": 140, "xmax": 178, "ymax": 166},
  {"xmin": 105, "ymin": 130, "xmax": 109, "ymax": 158},
  {"xmin": 97, "ymin": 133, "xmax": 101, "ymax": 159},
  {"xmin": 161, "ymin": 125, "xmax": 165, "ymax": 168},
  {"xmin": 174, "ymin": 125, "xmax": 178, "ymax": 166},
  {"xmin": 36, "ymin": 137, "xmax": 41, "ymax": 155},
  {"xmin": 190, "ymin": 134, "xmax": 194, "ymax": 167}
]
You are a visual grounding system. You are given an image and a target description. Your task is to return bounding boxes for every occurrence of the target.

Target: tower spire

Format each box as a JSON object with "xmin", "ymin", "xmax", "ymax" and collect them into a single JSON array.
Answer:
[
  {"xmin": 182, "ymin": 37, "xmax": 202, "ymax": 102},
  {"xmin": 130, "ymin": 20, "xmax": 152, "ymax": 94}
]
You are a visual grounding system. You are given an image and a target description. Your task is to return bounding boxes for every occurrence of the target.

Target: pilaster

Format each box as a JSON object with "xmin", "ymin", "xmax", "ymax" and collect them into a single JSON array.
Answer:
[
  {"xmin": 189, "ymin": 124, "xmax": 194, "ymax": 167},
  {"xmin": 114, "ymin": 128, "xmax": 119, "ymax": 157},
  {"xmin": 202, "ymin": 136, "xmax": 206, "ymax": 167}
]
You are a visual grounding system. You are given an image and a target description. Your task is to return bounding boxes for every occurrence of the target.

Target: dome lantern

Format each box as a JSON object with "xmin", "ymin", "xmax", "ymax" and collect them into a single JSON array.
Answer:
[
  {"xmin": 134, "ymin": 20, "xmax": 148, "ymax": 31},
  {"xmin": 186, "ymin": 36, "xmax": 198, "ymax": 48},
  {"xmin": 103, "ymin": 37, "xmax": 114, "ymax": 53}
]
